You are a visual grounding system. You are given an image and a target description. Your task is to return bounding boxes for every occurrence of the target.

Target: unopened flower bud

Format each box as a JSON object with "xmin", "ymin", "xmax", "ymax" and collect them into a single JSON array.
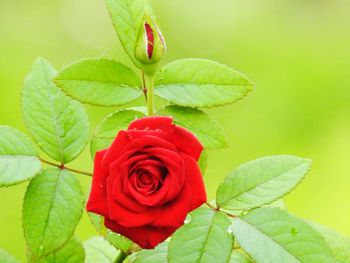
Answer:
[{"xmin": 135, "ymin": 15, "xmax": 166, "ymax": 66}]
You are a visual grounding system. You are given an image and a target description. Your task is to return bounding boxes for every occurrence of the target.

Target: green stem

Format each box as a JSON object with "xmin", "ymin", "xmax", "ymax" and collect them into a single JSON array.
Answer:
[
  {"xmin": 144, "ymin": 72, "xmax": 155, "ymax": 116},
  {"xmin": 114, "ymin": 251, "xmax": 128, "ymax": 263},
  {"xmin": 39, "ymin": 157, "xmax": 92, "ymax": 177},
  {"xmin": 205, "ymin": 202, "xmax": 236, "ymax": 218},
  {"xmin": 141, "ymin": 71, "xmax": 147, "ymax": 101}
]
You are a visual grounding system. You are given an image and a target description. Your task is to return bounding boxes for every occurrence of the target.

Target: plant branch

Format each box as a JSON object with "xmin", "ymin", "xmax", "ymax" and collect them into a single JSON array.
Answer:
[
  {"xmin": 39, "ymin": 157, "xmax": 92, "ymax": 177},
  {"xmin": 141, "ymin": 70, "xmax": 147, "ymax": 101},
  {"xmin": 114, "ymin": 251, "xmax": 128, "ymax": 263},
  {"xmin": 205, "ymin": 202, "xmax": 236, "ymax": 218},
  {"xmin": 144, "ymin": 72, "xmax": 155, "ymax": 116}
]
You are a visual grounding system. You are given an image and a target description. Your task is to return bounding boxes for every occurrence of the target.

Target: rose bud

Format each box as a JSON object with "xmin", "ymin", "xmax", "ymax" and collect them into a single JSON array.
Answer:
[
  {"xmin": 86, "ymin": 116, "xmax": 207, "ymax": 249},
  {"xmin": 135, "ymin": 15, "xmax": 166, "ymax": 66}
]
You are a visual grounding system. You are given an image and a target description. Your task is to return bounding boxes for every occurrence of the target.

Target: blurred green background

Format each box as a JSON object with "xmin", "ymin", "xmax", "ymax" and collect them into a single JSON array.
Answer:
[{"xmin": 1, "ymin": 0, "xmax": 349, "ymax": 261}]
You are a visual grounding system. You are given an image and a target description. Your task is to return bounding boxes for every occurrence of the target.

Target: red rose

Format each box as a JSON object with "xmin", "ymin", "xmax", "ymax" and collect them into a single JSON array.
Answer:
[{"xmin": 86, "ymin": 116, "xmax": 207, "ymax": 248}]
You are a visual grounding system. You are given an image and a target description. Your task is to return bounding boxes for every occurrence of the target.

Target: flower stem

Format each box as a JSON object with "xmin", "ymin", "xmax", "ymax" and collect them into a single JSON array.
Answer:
[
  {"xmin": 141, "ymin": 71, "xmax": 147, "ymax": 101},
  {"xmin": 39, "ymin": 157, "xmax": 92, "ymax": 177},
  {"xmin": 205, "ymin": 202, "xmax": 236, "ymax": 218},
  {"xmin": 114, "ymin": 251, "xmax": 128, "ymax": 263},
  {"xmin": 144, "ymin": 72, "xmax": 155, "ymax": 116}
]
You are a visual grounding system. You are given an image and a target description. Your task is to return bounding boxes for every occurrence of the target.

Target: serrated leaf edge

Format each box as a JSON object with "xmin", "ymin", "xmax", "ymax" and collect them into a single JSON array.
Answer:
[
  {"xmin": 154, "ymin": 58, "xmax": 254, "ymax": 108},
  {"xmin": 217, "ymin": 155, "xmax": 312, "ymax": 210},
  {"xmin": 22, "ymin": 168, "xmax": 85, "ymax": 260},
  {"xmin": 21, "ymin": 57, "xmax": 90, "ymax": 164},
  {"xmin": 54, "ymin": 57, "xmax": 142, "ymax": 107}
]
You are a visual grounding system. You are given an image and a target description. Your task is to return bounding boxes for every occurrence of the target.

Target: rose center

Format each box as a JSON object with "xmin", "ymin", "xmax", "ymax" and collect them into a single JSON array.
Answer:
[
  {"xmin": 137, "ymin": 170, "xmax": 153, "ymax": 185},
  {"xmin": 129, "ymin": 163, "xmax": 168, "ymax": 196}
]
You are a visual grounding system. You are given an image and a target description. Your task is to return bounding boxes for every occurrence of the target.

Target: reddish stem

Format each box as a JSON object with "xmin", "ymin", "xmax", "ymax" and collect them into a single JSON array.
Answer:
[
  {"xmin": 205, "ymin": 202, "xmax": 236, "ymax": 218},
  {"xmin": 39, "ymin": 157, "xmax": 92, "ymax": 177}
]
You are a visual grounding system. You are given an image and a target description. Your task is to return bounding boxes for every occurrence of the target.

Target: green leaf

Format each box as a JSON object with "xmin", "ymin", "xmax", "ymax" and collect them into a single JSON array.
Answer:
[
  {"xmin": 84, "ymin": 237, "xmax": 118, "ymax": 263},
  {"xmin": 23, "ymin": 168, "xmax": 85, "ymax": 259},
  {"xmin": 105, "ymin": 233, "xmax": 133, "ymax": 255},
  {"xmin": 106, "ymin": 0, "xmax": 155, "ymax": 67},
  {"xmin": 311, "ymin": 223, "xmax": 350, "ymax": 263},
  {"xmin": 0, "ymin": 126, "xmax": 41, "ymax": 187},
  {"xmin": 155, "ymin": 59, "xmax": 253, "ymax": 107},
  {"xmin": 88, "ymin": 213, "xmax": 133, "ymax": 253},
  {"xmin": 34, "ymin": 237, "xmax": 85, "ymax": 263},
  {"xmin": 158, "ymin": 105, "xmax": 228, "ymax": 150},
  {"xmin": 216, "ymin": 155, "xmax": 311, "ymax": 210},
  {"xmin": 231, "ymin": 207, "xmax": 335, "ymax": 263},
  {"xmin": 168, "ymin": 207, "xmax": 233, "ymax": 263},
  {"xmin": 0, "ymin": 249, "xmax": 19, "ymax": 263},
  {"xmin": 134, "ymin": 242, "xmax": 168, "ymax": 263},
  {"xmin": 22, "ymin": 57, "xmax": 89, "ymax": 164},
  {"xmin": 264, "ymin": 198, "xmax": 286, "ymax": 209},
  {"xmin": 90, "ymin": 109, "xmax": 145, "ymax": 157},
  {"xmin": 229, "ymin": 251, "xmax": 253, "ymax": 263},
  {"xmin": 55, "ymin": 59, "xmax": 142, "ymax": 106},
  {"xmin": 198, "ymin": 150, "xmax": 208, "ymax": 175}
]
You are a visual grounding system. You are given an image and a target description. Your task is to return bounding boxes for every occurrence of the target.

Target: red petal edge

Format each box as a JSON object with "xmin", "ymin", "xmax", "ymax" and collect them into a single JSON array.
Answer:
[
  {"xmin": 128, "ymin": 116, "xmax": 174, "ymax": 132},
  {"xmin": 105, "ymin": 218, "xmax": 176, "ymax": 249},
  {"xmin": 86, "ymin": 149, "xmax": 109, "ymax": 217}
]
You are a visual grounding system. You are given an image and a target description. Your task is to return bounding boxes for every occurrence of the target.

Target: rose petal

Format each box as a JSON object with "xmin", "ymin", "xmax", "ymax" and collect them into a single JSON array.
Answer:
[
  {"xmin": 108, "ymin": 161, "xmax": 148, "ymax": 213},
  {"xmin": 102, "ymin": 131, "xmax": 131, "ymax": 172},
  {"xmin": 131, "ymin": 159, "xmax": 165, "ymax": 181},
  {"xmin": 143, "ymin": 147, "xmax": 184, "ymax": 184},
  {"xmin": 131, "ymin": 172, "xmax": 159, "ymax": 194},
  {"xmin": 126, "ymin": 129, "xmax": 169, "ymax": 140},
  {"xmin": 128, "ymin": 171, "xmax": 170, "ymax": 207},
  {"xmin": 181, "ymin": 153, "xmax": 207, "ymax": 210},
  {"xmin": 107, "ymin": 150, "xmax": 173, "ymax": 211},
  {"xmin": 152, "ymin": 183, "xmax": 192, "ymax": 227},
  {"xmin": 105, "ymin": 218, "xmax": 176, "ymax": 249},
  {"xmin": 169, "ymin": 125, "xmax": 203, "ymax": 161},
  {"xmin": 86, "ymin": 149, "xmax": 109, "ymax": 217},
  {"xmin": 122, "ymin": 134, "xmax": 178, "ymax": 153},
  {"xmin": 106, "ymin": 166, "xmax": 161, "ymax": 227},
  {"xmin": 128, "ymin": 116, "xmax": 174, "ymax": 132},
  {"xmin": 127, "ymin": 147, "xmax": 185, "ymax": 206},
  {"xmin": 106, "ymin": 181, "xmax": 161, "ymax": 227},
  {"xmin": 129, "ymin": 117, "xmax": 203, "ymax": 161}
]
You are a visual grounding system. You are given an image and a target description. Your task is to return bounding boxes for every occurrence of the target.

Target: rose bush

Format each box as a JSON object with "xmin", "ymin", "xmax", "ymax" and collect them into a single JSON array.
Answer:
[{"xmin": 86, "ymin": 116, "xmax": 207, "ymax": 248}]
